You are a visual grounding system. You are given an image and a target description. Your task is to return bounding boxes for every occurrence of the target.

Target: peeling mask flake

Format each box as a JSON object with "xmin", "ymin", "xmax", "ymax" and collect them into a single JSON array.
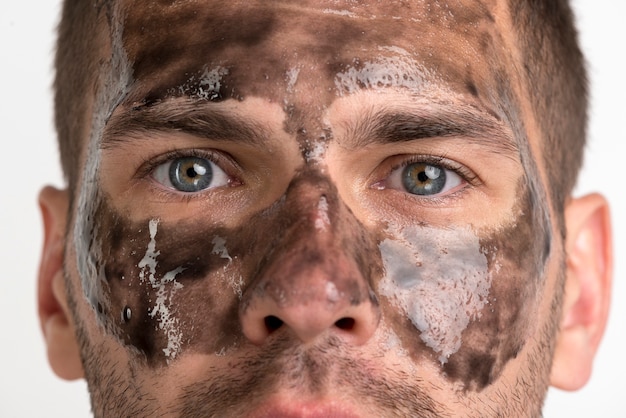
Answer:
[
  {"xmin": 80, "ymin": 196, "xmax": 245, "ymax": 365},
  {"xmin": 170, "ymin": 65, "xmax": 229, "ymax": 102},
  {"xmin": 334, "ymin": 55, "xmax": 431, "ymax": 96},
  {"xmin": 379, "ymin": 225, "xmax": 492, "ymax": 364},
  {"xmin": 377, "ymin": 181, "xmax": 552, "ymax": 391},
  {"xmin": 137, "ymin": 219, "xmax": 186, "ymax": 360}
]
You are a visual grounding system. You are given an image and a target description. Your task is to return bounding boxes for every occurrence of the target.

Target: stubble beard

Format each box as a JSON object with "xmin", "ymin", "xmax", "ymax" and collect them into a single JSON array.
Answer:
[{"xmin": 65, "ymin": 261, "xmax": 563, "ymax": 418}]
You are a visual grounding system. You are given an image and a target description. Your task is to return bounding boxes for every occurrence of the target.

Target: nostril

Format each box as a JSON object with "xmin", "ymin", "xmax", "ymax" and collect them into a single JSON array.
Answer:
[
  {"xmin": 264, "ymin": 315, "xmax": 284, "ymax": 333},
  {"xmin": 334, "ymin": 317, "xmax": 355, "ymax": 331}
]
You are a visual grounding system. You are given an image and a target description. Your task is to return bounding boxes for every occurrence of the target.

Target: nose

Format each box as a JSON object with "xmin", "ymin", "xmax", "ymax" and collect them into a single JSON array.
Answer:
[{"xmin": 239, "ymin": 180, "xmax": 380, "ymax": 346}]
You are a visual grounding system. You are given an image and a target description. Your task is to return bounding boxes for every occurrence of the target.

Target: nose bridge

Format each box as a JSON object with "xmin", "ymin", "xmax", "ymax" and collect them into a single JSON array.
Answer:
[
  {"xmin": 239, "ymin": 171, "xmax": 380, "ymax": 345},
  {"xmin": 272, "ymin": 172, "xmax": 342, "ymax": 253}
]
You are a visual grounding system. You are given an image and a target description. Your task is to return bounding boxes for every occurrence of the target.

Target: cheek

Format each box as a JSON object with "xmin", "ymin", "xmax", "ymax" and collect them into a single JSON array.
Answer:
[
  {"xmin": 377, "ymin": 188, "xmax": 551, "ymax": 391},
  {"xmin": 379, "ymin": 227, "xmax": 491, "ymax": 365},
  {"xmin": 87, "ymin": 197, "xmax": 250, "ymax": 365}
]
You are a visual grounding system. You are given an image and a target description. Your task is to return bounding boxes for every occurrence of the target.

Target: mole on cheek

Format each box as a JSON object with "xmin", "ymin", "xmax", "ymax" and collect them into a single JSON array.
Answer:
[{"xmin": 378, "ymin": 184, "xmax": 551, "ymax": 391}]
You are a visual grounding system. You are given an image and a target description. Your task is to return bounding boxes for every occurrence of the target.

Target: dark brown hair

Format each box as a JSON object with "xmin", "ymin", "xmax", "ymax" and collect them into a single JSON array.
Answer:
[
  {"xmin": 53, "ymin": 0, "xmax": 588, "ymax": 213},
  {"xmin": 510, "ymin": 0, "xmax": 588, "ymax": 216},
  {"xmin": 54, "ymin": 0, "xmax": 108, "ymax": 194}
]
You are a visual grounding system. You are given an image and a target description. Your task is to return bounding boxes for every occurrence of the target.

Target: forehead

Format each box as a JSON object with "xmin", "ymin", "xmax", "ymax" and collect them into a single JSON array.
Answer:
[{"xmin": 118, "ymin": 0, "xmax": 514, "ymax": 109}]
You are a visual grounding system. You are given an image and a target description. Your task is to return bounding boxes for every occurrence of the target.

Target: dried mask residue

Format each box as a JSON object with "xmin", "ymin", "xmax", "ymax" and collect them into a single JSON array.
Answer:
[
  {"xmin": 334, "ymin": 53, "xmax": 431, "ymax": 96},
  {"xmin": 314, "ymin": 196, "xmax": 331, "ymax": 232},
  {"xmin": 211, "ymin": 236, "xmax": 244, "ymax": 299},
  {"xmin": 171, "ymin": 65, "xmax": 230, "ymax": 101},
  {"xmin": 211, "ymin": 236, "xmax": 233, "ymax": 262},
  {"xmin": 285, "ymin": 66, "xmax": 300, "ymax": 94},
  {"xmin": 376, "ymin": 179, "xmax": 552, "ymax": 391},
  {"xmin": 73, "ymin": 1, "xmax": 133, "ymax": 326},
  {"xmin": 379, "ymin": 225, "xmax": 494, "ymax": 364},
  {"xmin": 84, "ymin": 196, "xmax": 246, "ymax": 365},
  {"xmin": 137, "ymin": 219, "xmax": 186, "ymax": 360}
]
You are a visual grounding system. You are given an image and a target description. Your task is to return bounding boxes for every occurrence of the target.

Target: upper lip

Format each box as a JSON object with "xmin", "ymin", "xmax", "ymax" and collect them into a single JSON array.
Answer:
[{"xmin": 245, "ymin": 399, "xmax": 363, "ymax": 418}]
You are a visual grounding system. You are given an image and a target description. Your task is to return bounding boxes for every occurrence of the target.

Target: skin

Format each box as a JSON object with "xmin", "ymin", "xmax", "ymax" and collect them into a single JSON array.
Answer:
[{"xmin": 63, "ymin": 0, "xmax": 565, "ymax": 416}]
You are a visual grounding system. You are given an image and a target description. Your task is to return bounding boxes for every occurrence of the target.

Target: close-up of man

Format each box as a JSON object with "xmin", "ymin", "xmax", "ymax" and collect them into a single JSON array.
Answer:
[{"xmin": 32, "ymin": 0, "xmax": 613, "ymax": 416}]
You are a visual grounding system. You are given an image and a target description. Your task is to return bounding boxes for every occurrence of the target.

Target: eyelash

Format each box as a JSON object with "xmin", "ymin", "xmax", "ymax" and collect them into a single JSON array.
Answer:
[
  {"xmin": 378, "ymin": 154, "xmax": 480, "ymax": 197},
  {"xmin": 134, "ymin": 149, "xmax": 478, "ymax": 206},
  {"xmin": 135, "ymin": 148, "xmax": 239, "ymax": 197}
]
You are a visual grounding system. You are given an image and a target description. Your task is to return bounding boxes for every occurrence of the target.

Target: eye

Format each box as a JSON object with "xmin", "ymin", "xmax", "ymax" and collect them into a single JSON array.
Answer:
[
  {"xmin": 385, "ymin": 161, "xmax": 464, "ymax": 196},
  {"xmin": 152, "ymin": 156, "xmax": 229, "ymax": 193}
]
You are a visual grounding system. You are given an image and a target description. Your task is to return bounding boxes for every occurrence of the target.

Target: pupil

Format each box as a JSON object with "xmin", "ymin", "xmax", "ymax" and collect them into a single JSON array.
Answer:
[
  {"xmin": 402, "ymin": 163, "xmax": 446, "ymax": 196},
  {"xmin": 169, "ymin": 157, "xmax": 213, "ymax": 192}
]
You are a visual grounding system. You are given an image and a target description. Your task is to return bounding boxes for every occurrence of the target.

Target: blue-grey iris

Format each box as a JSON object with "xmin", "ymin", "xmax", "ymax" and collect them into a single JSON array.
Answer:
[
  {"xmin": 402, "ymin": 163, "xmax": 446, "ymax": 195},
  {"xmin": 169, "ymin": 157, "xmax": 213, "ymax": 192}
]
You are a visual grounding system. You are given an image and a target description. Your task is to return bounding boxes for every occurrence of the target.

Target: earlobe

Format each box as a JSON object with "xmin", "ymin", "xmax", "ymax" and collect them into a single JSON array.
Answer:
[
  {"xmin": 38, "ymin": 186, "xmax": 84, "ymax": 380},
  {"xmin": 550, "ymin": 193, "xmax": 612, "ymax": 391}
]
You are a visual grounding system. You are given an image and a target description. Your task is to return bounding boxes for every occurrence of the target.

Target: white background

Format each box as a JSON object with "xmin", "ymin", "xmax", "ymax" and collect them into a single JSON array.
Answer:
[{"xmin": 0, "ymin": 1, "xmax": 623, "ymax": 416}]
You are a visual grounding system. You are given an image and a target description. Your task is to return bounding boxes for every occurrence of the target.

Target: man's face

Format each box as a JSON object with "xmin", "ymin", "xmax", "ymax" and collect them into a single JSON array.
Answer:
[{"xmin": 66, "ymin": 0, "xmax": 562, "ymax": 416}]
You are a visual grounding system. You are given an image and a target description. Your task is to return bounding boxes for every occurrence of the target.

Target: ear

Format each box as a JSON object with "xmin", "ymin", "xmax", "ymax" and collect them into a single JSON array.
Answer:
[
  {"xmin": 550, "ymin": 193, "xmax": 612, "ymax": 390},
  {"xmin": 38, "ymin": 186, "xmax": 84, "ymax": 380}
]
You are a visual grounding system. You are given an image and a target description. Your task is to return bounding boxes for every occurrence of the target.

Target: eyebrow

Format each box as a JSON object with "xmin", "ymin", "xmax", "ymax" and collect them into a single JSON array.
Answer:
[
  {"xmin": 344, "ymin": 104, "xmax": 519, "ymax": 158},
  {"xmin": 102, "ymin": 99, "xmax": 270, "ymax": 149},
  {"xmin": 102, "ymin": 95, "xmax": 519, "ymax": 159}
]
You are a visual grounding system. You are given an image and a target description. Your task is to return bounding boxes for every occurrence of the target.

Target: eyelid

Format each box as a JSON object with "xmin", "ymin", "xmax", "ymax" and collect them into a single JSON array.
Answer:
[
  {"xmin": 136, "ymin": 148, "xmax": 242, "ymax": 191},
  {"xmin": 137, "ymin": 148, "xmax": 236, "ymax": 175},
  {"xmin": 411, "ymin": 155, "xmax": 478, "ymax": 186},
  {"xmin": 373, "ymin": 154, "xmax": 481, "ymax": 196}
]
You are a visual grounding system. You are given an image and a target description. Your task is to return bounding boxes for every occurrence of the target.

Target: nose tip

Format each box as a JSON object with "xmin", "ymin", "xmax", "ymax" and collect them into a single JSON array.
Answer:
[
  {"xmin": 240, "ymin": 258, "xmax": 380, "ymax": 346},
  {"xmin": 241, "ymin": 286, "xmax": 379, "ymax": 345}
]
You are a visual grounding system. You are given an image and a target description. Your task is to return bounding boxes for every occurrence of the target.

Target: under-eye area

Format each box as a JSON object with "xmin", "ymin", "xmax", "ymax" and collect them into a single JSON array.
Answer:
[{"xmin": 376, "ymin": 179, "xmax": 551, "ymax": 390}]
